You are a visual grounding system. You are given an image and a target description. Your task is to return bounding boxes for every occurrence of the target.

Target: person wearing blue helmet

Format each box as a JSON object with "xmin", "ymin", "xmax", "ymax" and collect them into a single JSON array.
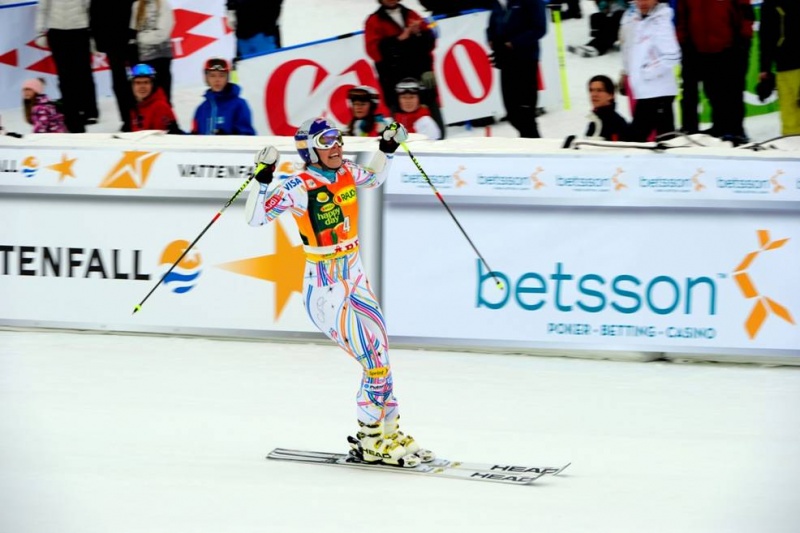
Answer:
[{"xmin": 244, "ymin": 118, "xmax": 434, "ymax": 468}]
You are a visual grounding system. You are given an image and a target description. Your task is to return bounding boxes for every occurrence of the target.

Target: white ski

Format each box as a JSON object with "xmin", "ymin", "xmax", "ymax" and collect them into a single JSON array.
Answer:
[{"xmin": 267, "ymin": 448, "xmax": 569, "ymax": 485}]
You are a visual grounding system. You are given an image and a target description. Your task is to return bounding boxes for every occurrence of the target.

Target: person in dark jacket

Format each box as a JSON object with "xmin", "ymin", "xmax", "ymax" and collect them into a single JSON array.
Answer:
[
  {"xmin": 365, "ymin": 0, "xmax": 443, "ymax": 135},
  {"xmin": 759, "ymin": 0, "xmax": 800, "ymax": 135},
  {"xmin": 585, "ymin": 75, "xmax": 630, "ymax": 141},
  {"xmin": 676, "ymin": 0, "xmax": 753, "ymax": 143},
  {"xmin": 129, "ymin": 64, "xmax": 181, "ymax": 133},
  {"xmin": 487, "ymin": 0, "xmax": 548, "ymax": 138},
  {"xmin": 191, "ymin": 58, "xmax": 256, "ymax": 135},
  {"xmin": 226, "ymin": 0, "xmax": 283, "ymax": 58},
  {"xmin": 90, "ymin": 0, "xmax": 137, "ymax": 132}
]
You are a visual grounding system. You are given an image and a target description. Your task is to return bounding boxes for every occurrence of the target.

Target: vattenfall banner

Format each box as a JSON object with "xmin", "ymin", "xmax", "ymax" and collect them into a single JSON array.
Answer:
[
  {"xmin": 0, "ymin": 194, "xmax": 317, "ymax": 334},
  {"xmin": 382, "ymin": 200, "xmax": 800, "ymax": 356}
]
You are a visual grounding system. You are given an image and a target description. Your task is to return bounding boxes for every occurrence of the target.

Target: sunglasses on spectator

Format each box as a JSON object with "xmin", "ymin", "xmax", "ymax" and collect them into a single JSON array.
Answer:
[{"xmin": 313, "ymin": 129, "xmax": 344, "ymax": 149}]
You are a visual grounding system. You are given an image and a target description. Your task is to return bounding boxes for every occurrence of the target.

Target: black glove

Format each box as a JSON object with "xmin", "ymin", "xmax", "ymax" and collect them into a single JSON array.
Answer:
[
  {"xmin": 756, "ymin": 73, "xmax": 775, "ymax": 103},
  {"xmin": 378, "ymin": 122, "xmax": 408, "ymax": 154}
]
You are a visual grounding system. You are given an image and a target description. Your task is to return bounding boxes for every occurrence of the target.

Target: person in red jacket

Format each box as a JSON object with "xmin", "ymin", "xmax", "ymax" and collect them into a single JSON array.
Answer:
[
  {"xmin": 364, "ymin": 0, "xmax": 444, "ymax": 135},
  {"xmin": 676, "ymin": 0, "xmax": 753, "ymax": 144},
  {"xmin": 393, "ymin": 78, "xmax": 442, "ymax": 139},
  {"xmin": 129, "ymin": 63, "xmax": 182, "ymax": 133}
]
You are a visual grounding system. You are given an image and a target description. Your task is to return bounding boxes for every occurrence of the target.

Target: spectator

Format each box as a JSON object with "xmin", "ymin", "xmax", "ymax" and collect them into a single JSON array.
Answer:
[
  {"xmin": 22, "ymin": 78, "xmax": 67, "ymax": 134},
  {"xmin": 419, "ymin": 0, "xmax": 493, "ymax": 16},
  {"xmin": 585, "ymin": 75, "xmax": 630, "ymax": 141},
  {"xmin": 129, "ymin": 64, "xmax": 181, "ymax": 133},
  {"xmin": 759, "ymin": 0, "xmax": 800, "ymax": 136},
  {"xmin": 393, "ymin": 78, "xmax": 443, "ymax": 139},
  {"xmin": 36, "ymin": 0, "xmax": 99, "ymax": 133},
  {"xmin": 568, "ymin": 0, "xmax": 627, "ymax": 57},
  {"xmin": 365, "ymin": 0, "xmax": 444, "ymax": 135},
  {"xmin": 344, "ymin": 86, "xmax": 391, "ymax": 137},
  {"xmin": 91, "ymin": 0, "xmax": 137, "ymax": 132},
  {"xmin": 620, "ymin": 0, "xmax": 681, "ymax": 142},
  {"xmin": 676, "ymin": 0, "xmax": 753, "ymax": 143},
  {"xmin": 487, "ymin": 0, "xmax": 548, "ymax": 138},
  {"xmin": 130, "ymin": 0, "xmax": 175, "ymax": 104},
  {"xmin": 227, "ymin": 0, "xmax": 284, "ymax": 58},
  {"xmin": 191, "ymin": 58, "xmax": 256, "ymax": 135}
]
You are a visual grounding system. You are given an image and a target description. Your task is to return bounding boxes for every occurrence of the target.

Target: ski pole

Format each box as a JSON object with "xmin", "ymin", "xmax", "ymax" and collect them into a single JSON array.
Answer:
[
  {"xmin": 398, "ymin": 142, "xmax": 505, "ymax": 290},
  {"xmin": 132, "ymin": 170, "xmax": 259, "ymax": 315}
]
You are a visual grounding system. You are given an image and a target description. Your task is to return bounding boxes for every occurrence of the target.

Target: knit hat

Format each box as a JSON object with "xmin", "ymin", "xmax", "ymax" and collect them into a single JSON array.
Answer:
[{"xmin": 22, "ymin": 78, "xmax": 44, "ymax": 94}]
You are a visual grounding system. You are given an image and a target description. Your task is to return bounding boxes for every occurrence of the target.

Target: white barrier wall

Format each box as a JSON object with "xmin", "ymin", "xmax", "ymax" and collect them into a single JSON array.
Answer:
[{"xmin": 1, "ymin": 133, "xmax": 798, "ymax": 361}]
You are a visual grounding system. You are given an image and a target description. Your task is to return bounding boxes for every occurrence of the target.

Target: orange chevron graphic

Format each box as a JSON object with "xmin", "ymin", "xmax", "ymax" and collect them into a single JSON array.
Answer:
[
  {"xmin": 769, "ymin": 170, "xmax": 785, "ymax": 193},
  {"xmin": 99, "ymin": 151, "xmax": 160, "ymax": 188},
  {"xmin": 733, "ymin": 230, "xmax": 795, "ymax": 339},
  {"xmin": 691, "ymin": 168, "xmax": 705, "ymax": 191},
  {"xmin": 611, "ymin": 167, "xmax": 627, "ymax": 191},
  {"xmin": 530, "ymin": 167, "xmax": 545, "ymax": 189},
  {"xmin": 452, "ymin": 165, "xmax": 467, "ymax": 187}
]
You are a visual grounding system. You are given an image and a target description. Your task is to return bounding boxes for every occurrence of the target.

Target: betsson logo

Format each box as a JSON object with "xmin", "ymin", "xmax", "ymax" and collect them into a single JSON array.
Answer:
[{"xmin": 476, "ymin": 230, "xmax": 795, "ymax": 340}]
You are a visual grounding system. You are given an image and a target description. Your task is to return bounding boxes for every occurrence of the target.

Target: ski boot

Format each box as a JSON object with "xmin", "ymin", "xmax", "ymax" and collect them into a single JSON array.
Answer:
[
  {"xmin": 385, "ymin": 417, "xmax": 435, "ymax": 463},
  {"xmin": 348, "ymin": 421, "xmax": 420, "ymax": 468}
]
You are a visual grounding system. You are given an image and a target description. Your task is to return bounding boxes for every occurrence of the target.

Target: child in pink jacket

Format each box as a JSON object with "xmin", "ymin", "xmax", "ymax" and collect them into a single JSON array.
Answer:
[{"xmin": 23, "ymin": 78, "xmax": 68, "ymax": 133}]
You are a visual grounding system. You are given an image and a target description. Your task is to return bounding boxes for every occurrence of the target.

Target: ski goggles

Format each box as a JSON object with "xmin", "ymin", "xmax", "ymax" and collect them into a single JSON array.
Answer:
[
  {"xmin": 204, "ymin": 58, "xmax": 230, "ymax": 72},
  {"xmin": 395, "ymin": 81, "xmax": 421, "ymax": 95},
  {"xmin": 312, "ymin": 128, "xmax": 344, "ymax": 149}
]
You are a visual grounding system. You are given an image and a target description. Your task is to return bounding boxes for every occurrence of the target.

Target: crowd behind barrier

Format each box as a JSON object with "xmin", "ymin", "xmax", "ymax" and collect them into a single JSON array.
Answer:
[{"xmin": 2, "ymin": 1, "xmax": 792, "ymax": 141}]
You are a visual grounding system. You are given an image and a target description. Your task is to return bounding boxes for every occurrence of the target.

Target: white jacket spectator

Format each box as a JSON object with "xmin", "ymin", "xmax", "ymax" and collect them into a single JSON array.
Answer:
[
  {"xmin": 131, "ymin": 0, "xmax": 176, "ymax": 103},
  {"xmin": 36, "ymin": 0, "xmax": 90, "ymax": 32},
  {"xmin": 620, "ymin": 2, "xmax": 681, "ymax": 100}
]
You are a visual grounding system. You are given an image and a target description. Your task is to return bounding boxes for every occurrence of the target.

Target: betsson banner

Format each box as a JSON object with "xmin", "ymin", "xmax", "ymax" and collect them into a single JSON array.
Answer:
[
  {"xmin": 382, "ymin": 205, "xmax": 799, "ymax": 356},
  {"xmin": 0, "ymin": 0, "xmax": 233, "ymax": 109},
  {"xmin": 236, "ymin": 11, "xmax": 547, "ymax": 135}
]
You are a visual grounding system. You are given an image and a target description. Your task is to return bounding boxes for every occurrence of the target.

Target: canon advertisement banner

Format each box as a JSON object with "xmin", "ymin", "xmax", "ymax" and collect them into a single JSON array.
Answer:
[
  {"xmin": 0, "ymin": 0, "xmax": 233, "ymax": 109},
  {"xmin": 382, "ymin": 199, "xmax": 799, "ymax": 356},
  {"xmin": 236, "ymin": 11, "xmax": 560, "ymax": 135},
  {"xmin": 0, "ymin": 195, "xmax": 317, "ymax": 334}
]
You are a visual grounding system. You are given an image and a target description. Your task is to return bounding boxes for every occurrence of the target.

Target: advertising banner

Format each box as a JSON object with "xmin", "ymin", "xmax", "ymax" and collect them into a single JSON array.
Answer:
[
  {"xmin": 236, "ymin": 11, "xmax": 522, "ymax": 135},
  {"xmin": 0, "ymin": 145, "xmax": 355, "ymax": 194},
  {"xmin": 0, "ymin": 0, "xmax": 233, "ymax": 109},
  {"xmin": 0, "ymin": 195, "xmax": 316, "ymax": 334},
  {"xmin": 382, "ymin": 203, "xmax": 799, "ymax": 356},
  {"xmin": 385, "ymin": 152, "xmax": 800, "ymax": 206}
]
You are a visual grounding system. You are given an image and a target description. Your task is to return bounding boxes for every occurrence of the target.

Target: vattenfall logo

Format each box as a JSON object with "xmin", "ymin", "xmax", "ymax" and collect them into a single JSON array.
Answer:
[
  {"xmin": 475, "ymin": 229, "xmax": 795, "ymax": 340},
  {"xmin": 159, "ymin": 240, "xmax": 202, "ymax": 293},
  {"xmin": 1, "ymin": 156, "xmax": 39, "ymax": 177}
]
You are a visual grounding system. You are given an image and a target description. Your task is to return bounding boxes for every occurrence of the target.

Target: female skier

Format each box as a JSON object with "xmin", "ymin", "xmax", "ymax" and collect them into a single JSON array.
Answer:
[{"xmin": 245, "ymin": 117, "xmax": 433, "ymax": 468}]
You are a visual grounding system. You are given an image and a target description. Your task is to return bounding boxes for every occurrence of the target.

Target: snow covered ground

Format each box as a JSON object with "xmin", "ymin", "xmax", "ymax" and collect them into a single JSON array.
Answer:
[
  {"xmin": 0, "ymin": 0, "xmax": 783, "ymax": 141},
  {"xmin": 1, "ymin": 3, "xmax": 797, "ymax": 532},
  {"xmin": 1, "ymin": 329, "xmax": 799, "ymax": 533}
]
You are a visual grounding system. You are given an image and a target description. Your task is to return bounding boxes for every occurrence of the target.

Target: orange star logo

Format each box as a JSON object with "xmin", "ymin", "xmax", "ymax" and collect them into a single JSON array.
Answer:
[
  {"xmin": 530, "ymin": 166, "xmax": 545, "ymax": 189},
  {"xmin": 47, "ymin": 153, "xmax": 76, "ymax": 182},
  {"xmin": 452, "ymin": 165, "xmax": 467, "ymax": 187},
  {"xmin": 216, "ymin": 221, "xmax": 306, "ymax": 320},
  {"xmin": 733, "ymin": 230, "xmax": 795, "ymax": 339},
  {"xmin": 611, "ymin": 167, "xmax": 627, "ymax": 191},
  {"xmin": 691, "ymin": 168, "xmax": 705, "ymax": 192},
  {"xmin": 99, "ymin": 151, "xmax": 160, "ymax": 188}
]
